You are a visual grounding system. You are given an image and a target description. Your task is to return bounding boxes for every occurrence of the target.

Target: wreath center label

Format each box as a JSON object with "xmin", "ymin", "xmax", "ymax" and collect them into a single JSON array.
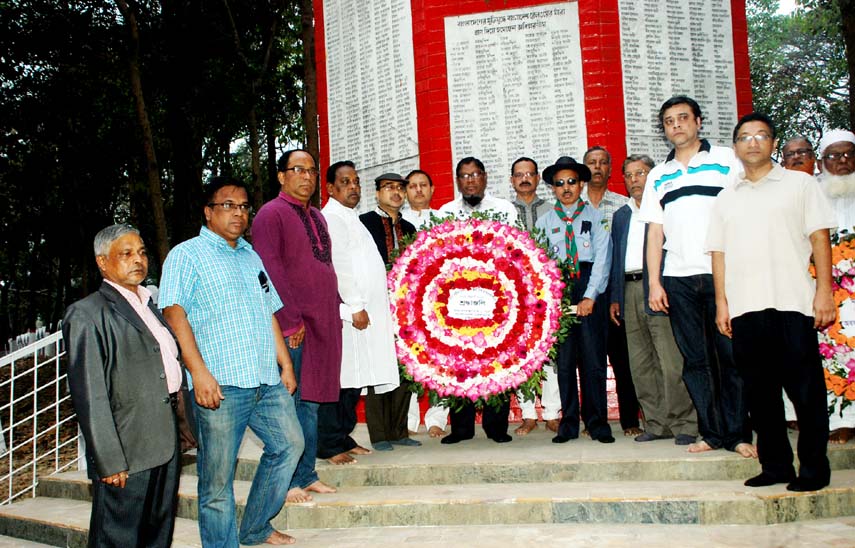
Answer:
[
  {"xmin": 840, "ymin": 299, "xmax": 855, "ymax": 338},
  {"xmin": 447, "ymin": 288, "xmax": 496, "ymax": 320}
]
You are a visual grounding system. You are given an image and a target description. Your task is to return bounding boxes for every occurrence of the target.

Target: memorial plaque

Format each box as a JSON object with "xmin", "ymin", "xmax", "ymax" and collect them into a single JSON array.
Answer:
[
  {"xmin": 444, "ymin": 3, "xmax": 588, "ymax": 203},
  {"xmin": 618, "ymin": 0, "xmax": 738, "ymax": 161},
  {"xmin": 323, "ymin": 0, "xmax": 420, "ymax": 212}
]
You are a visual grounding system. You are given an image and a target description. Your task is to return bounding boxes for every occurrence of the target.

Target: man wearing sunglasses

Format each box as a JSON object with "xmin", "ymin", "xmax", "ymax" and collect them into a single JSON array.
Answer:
[{"xmin": 536, "ymin": 156, "xmax": 614, "ymax": 444}]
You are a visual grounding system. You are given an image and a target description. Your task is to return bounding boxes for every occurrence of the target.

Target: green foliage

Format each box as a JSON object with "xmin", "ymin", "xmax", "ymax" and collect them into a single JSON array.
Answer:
[{"xmin": 747, "ymin": 0, "xmax": 849, "ymax": 145}]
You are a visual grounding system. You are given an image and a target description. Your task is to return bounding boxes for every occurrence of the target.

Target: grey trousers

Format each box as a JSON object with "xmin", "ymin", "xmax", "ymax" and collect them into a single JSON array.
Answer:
[{"xmin": 623, "ymin": 280, "xmax": 698, "ymax": 437}]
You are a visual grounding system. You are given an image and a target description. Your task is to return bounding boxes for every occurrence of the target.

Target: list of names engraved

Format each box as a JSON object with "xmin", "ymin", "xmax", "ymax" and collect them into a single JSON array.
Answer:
[
  {"xmin": 324, "ymin": 0, "xmax": 419, "ymax": 212},
  {"xmin": 618, "ymin": 0, "xmax": 737, "ymax": 161},
  {"xmin": 445, "ymin": 2, "xmax": 587, "ymax": 203}
]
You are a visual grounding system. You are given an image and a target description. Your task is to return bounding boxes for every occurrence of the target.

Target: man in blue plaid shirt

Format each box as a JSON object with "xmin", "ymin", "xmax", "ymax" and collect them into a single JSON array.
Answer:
[{"xmin": 160, "ymin": 176, "xmax": 303, "ymax": 547}]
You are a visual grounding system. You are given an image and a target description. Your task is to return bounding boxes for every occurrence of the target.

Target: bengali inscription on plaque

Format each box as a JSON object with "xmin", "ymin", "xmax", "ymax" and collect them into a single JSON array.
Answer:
[
  {"xmin": 444, "ymin": 3, "xmax": 588, "ymax": 204},
  {"xmin": 618, "ymin": 0, "xmax": 738, "ymax": 161},
  {"xmin": 324, "ymin": 0, "xmax": 420, "ymax": 212}
]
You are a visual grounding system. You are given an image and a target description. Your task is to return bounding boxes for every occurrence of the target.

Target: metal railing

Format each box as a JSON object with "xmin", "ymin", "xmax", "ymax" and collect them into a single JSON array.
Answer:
[{"xmin": 0, "ymin": 331, "xmax": 79, "ymax": 504}]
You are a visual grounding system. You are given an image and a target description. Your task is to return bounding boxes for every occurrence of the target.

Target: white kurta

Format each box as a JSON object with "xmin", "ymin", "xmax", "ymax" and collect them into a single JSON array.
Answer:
[{"xmin": 322, "ymin": 199, "xmax": 399, "ymax": 393}]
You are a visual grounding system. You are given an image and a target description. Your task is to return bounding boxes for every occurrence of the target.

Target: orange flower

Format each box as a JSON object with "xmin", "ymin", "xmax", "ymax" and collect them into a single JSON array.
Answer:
[
  {"xmin": 828, "ymin": 374, "xmax": 848, "ymax": 396},
  {"xmin": 845, "ymin": 382, "xmax": 855, "ymax": 402}
]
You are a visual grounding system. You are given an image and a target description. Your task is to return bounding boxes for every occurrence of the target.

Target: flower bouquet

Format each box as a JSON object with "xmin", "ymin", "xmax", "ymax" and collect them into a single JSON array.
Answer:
[{"xmin": 388, "ymin": 218, "xmax": 565, "ymax": 410}]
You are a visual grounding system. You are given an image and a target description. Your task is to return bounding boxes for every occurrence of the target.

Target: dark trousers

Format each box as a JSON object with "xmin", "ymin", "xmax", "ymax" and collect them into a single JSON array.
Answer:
[
  {"xmin": 607, "ymin": 319, "xmax": 640, "ymax": 430},
  {"xmin": 317, "ymin": 387, "xmax": 361, "ymax": 458},
  {"xmin": 664, "ymin": 274, "xmax": 750, "ymax": 450},
  {"xmin": 88, "ymin": 423, "xmax": 180, "ymax": 548},
  {"xmin": 555, "ymin": 263, "xmax": 612, "ymax": 440},
  {"xmin": 732, "ymin": 310, "xmax": 830, "ymax": 483},
  {"xmin": 449, "ymin": 400, "xmax": 511, "ymax": 439},
  {"xmin": 365, "ymin": 383, "xmax": 411, "ymax": 443}
]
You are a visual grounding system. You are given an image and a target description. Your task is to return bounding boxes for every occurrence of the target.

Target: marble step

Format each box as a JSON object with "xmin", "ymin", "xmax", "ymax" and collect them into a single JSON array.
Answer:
[
  {"xmin": 2, "ymin": 497, "xmax": 854, "ymax": 548},
  {"xmin": 179, "ymin": 426, "xmax": 855, "ymax": 487},
  {"xmin": 36, "ymin": 469, "xmax": 855, "ymax": 528}
]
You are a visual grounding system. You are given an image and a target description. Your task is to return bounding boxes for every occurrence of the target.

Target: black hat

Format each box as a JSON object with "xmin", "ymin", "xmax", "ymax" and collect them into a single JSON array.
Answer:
[
  {"xmin": 542, "ymin": 156, "xmax": 591, "ymax": 185},
  {"xmin": 374, "ymin": 172, "xmax": 408, "ymax": 190}
]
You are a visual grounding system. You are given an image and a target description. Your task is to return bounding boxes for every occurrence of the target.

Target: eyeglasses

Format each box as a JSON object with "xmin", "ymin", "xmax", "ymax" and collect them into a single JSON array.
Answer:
[
  {"xmin": 782, "ymin": 148, "xmax": 814, "ymax": 159},
  {"xmin": 458, "ymin": 171, "xmax": 484, "ymax": 180},
  {"xmin": 284, "ymin": 166, "xmax": 319, "ymax": 177},
  {"xmin": 735, "ymin": 134, "xmax": 773, "ymax": 144},
  {"xmin": 551, "ymin": 178, "xmax": 579, "ymax": 187},
  {"xmin": 208, "ymin": 202, "xmax": 252, "ymax": 213},
  {"xmin": 823, "ymin": 151, "xmax": 854, "ymax": 162},
  {"xmin": 624, "ymin": 170, "xmax": 648, "ymax": 179},
  {"xmin": 512, "ymin": 171, "xmax": 538, "ymax": 179},
  {"xmin": 379, "ymin": 183, "xmax": 405, "ymax": 192}
]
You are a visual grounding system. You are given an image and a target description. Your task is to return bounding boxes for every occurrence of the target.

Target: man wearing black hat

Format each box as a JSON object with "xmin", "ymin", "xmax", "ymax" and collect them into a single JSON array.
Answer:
[
  {"xmin": 536, "ymin": 156, "xmax": 615, "ymax": 444},
  {"xmin": 359, "ymin": 173, "xmax": 422, "ymax": 450}
]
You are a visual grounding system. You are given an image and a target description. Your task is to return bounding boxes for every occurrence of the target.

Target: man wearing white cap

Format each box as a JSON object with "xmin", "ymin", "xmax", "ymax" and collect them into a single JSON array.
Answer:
[{"xmin": 817, "ymin": 129, "xmax": 855, "ymax": 444}]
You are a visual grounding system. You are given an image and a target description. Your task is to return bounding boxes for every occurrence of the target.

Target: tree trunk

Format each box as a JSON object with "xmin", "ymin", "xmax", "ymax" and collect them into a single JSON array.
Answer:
[
  {"xmin": 839, "ymin": 0, "xmax": 855, "ymax": 129},
  {"xmin": 114, "ymin": 0, "xmax": 171, "ymax": 266},
  {"xmin": 300, "ymin": 0, "xmax": 320, "ymax": 206},
  {"xmin": 248, "ymin": 105, "xmax": 265, "ymax": 212}
]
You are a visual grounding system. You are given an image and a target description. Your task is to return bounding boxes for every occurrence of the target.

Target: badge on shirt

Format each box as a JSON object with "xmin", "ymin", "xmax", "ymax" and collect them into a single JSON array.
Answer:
[
  {"xmin": 258, "ymin": 271, "xmax": 270, "ymax": 293},
  {"xmin": 581, "ymin": 221, "xmax": 591, "ymax": 234},
  {"xmin": 551, "ymin": 227, "xmax": 561, "ymax": 234},
  {"xmin": 583, "ymin": 241, "xmax": 590, "ymax": 248}
]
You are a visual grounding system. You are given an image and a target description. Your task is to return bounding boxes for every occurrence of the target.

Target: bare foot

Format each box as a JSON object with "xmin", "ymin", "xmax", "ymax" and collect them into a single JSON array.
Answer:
[
  {"xmin": 265, "ymin": 530, "xmax": 296, "ymax": 545},
  {"xmin": 581, "ymin": 429, "xmax": 591, "ymax": 439},
  {"xmin": 830, "ymin": 428, "xmax": 854, "ymax": 445},
  {"xmin": 428, "ymin": 426, "xmax": 447, "ymax": 438},
  {"xmin": 624, "ymin": 427, "xmax": 644, "ymax": 437},
  {"xmin": 286, "ymin": 487, "xmax": 312, "ymax": 503},
  {"xmin": 545, "ymin": 419, "xmax": 559, "ymax": 433},
  {"xmin": 327, "ymin": 452, "xmax": 356, "ymax": 465},
  {"xmin": 734, "ymin": 442, "xmax": 758, "ymax": 458},
  {"xmin": 514, "ymin": 419, "xmax": 538, "ymax": 436},
  {"xmin": 687, "ymin": 440, "xmax": 715, "ymax": 453},
  {"xmin": 305, "ymin": 480, "xmax": 336, "ymax": 494},
  {"xmin": 348, "ymin": 445, "xmax": 372, "ymax": 455}
]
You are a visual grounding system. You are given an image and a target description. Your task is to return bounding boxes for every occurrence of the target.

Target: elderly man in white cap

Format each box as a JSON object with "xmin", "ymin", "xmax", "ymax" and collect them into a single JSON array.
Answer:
[{"xmin": 815, "ymin": 129, "xmax": 855, "ymax": 444}]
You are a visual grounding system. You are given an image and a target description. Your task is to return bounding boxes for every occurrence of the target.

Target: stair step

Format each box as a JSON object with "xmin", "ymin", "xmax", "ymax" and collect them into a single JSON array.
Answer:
[
  {"xmin": 1, "ymin": 497, "xmax": 854, "ymax": 547},
  {"xmin": 36, "ymin": 469, "xmax": 855, "ymax": 528}
]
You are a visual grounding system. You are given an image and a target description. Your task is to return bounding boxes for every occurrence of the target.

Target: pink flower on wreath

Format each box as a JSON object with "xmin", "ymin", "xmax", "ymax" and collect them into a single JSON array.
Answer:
[
  {"xmin": 819, "ymin": 342, "xmax": 837, "ymax": 359},
  {"xmin": 841, "ymin": 275, "xmax": 855, "ymax": 293},
  {"xmin": 847, "ymin": 358, "xmax": 855, "ymax": 382}
]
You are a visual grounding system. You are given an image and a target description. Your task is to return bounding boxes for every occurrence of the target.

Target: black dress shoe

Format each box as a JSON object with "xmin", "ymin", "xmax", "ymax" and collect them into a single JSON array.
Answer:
[
  {"xmin": 744, "ymin": 472, "xmax": 794, "ymax": 487},
  {"xmin": 440, "ymin": 432, "xmax": 473, "ymax": 445},
  {"xmin": 595, "ymin": 434, "xmax": 616, "ymax": 444},
  {"xmin": 552, "ymin": 434, "xmax": 576, "ymax": 443},
  {"xmin": 489, "ymin": 433, "xmax": 512, "ymax": 443},
  {"xmin": 786, "ymin": 477, "xmax": 829, "ymax": 492}
]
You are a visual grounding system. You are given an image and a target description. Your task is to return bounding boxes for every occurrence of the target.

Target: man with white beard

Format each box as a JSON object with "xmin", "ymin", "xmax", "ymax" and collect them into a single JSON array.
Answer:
[{"xmin": 816, "ymin": 129, "xmax": 855, "ymax": 444}]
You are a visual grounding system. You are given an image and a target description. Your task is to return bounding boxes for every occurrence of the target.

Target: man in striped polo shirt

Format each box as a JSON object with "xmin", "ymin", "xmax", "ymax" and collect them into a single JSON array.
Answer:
[{"xmin": 638, "ymin": 96, "xmax": 755, "ymax": 458}]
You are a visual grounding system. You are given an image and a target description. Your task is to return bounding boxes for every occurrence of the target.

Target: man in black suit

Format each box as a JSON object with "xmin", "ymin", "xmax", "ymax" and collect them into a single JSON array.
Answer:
[
  {"xmin": 358, "ymin": 173, "xmax": 422, "ymax": 450},
  {"xmin": 63, "ymin": 224, "xmax": 182, "ymax": 547}
]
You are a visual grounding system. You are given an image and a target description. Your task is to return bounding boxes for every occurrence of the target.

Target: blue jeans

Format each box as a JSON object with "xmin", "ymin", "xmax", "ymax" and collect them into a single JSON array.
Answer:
[
  {"xmin": 288, "ymin": 344, "xmax": 320, "ymax": 490},
  {"xmin": 193, "ymin": 383, "xmax": 304, "ymax": 547},
  {"xmin": 664, "ymin": 274, "xmax": 750, "ymax": 450}
]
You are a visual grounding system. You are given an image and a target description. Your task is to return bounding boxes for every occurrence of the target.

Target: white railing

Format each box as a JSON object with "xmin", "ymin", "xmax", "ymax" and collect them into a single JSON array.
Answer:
[{"xmin": 0, "ymin": 331, "xmax": 79, "ymax": 504}]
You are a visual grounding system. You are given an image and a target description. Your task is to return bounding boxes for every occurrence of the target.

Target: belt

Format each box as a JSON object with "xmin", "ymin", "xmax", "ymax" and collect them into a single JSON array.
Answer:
[{"xmin": 625, "ymin": 271, "xmax": 643, "ymax": 282}]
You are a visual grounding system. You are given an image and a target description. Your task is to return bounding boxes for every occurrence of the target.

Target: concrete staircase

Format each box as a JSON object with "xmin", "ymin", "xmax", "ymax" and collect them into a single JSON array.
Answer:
[{"xmin": 1, "ymin": 424, "xmax": 854, "ymax": 547}]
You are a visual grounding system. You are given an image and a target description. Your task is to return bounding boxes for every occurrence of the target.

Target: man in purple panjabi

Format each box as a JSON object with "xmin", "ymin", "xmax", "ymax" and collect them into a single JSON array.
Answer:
[{"xmin": 252, "ymin": 149, "xmax": 342, "ymax": 503}]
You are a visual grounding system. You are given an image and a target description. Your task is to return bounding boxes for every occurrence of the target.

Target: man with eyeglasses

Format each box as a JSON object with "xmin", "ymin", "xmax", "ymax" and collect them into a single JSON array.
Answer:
[
  {"xmin": 816, "ymin": 129, "xmax": 855, "ymax": 445},
  {"xmin": 357, "ymin": 173, "xmax": 422, "ymax": 451},
  {"xmin": 319, "ymin": 162, "xmax": 405, "ymax": 460},
  {"xmin": 438, "ymin": 156, "xmax": 518, "ymax": 224},
  {"xmin": 707, "ymin": 112, "xmax": 835, "ymax": 491},
  {"xmin": 253, "ymin": 149, "xmax": 342, "ymax": 504},
  {"xmin": 507, "ymin": 157, "xmax": 561, "ymax": 436},
  {"xmin": 536, "ymin": 156, "xmax": 614, "ymax": 444},
  {"xmin": 638, "ymin": 95, "xmax": 755, "ymax": 459},
  {"xmin": 609, "ymin": 155, "xmax": 698, "ymax": 446},
  {"xmin": 583, "ymin": 146, "xmax": 642, "ymax": 440},
  {"xmin": 160, "ymin": 176, "xmax": 304, "ymax": 546},
  {"xmin": 781, "ymin": 136, "xmax": 816, "ymax": 175},
  {"xmin": 437, "ymin": 157, "xmax": 518, "ymax": 444}
]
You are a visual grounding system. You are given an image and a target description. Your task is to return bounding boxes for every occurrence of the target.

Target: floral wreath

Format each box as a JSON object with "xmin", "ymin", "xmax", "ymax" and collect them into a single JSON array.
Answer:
[
  {"xmin": 388, "ymin": 217, "xmax": 565, "ymax": 409},
  {"xmin": 815, "ymin": 229, "xmax": 855, "ymax": 413}
]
